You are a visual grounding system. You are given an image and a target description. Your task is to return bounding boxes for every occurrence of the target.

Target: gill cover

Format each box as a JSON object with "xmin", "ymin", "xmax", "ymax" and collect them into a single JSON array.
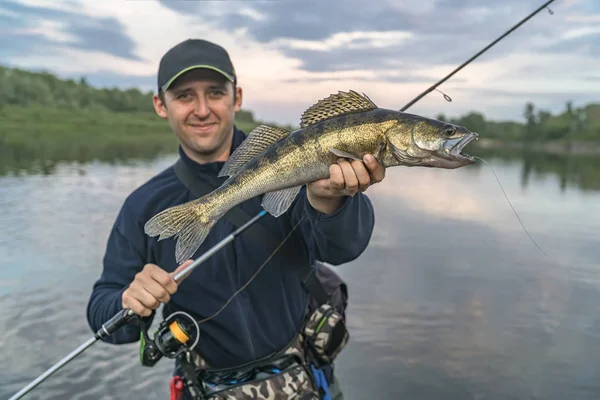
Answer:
[{"xmin": 386, "ymin": 122, "xmax": 430, "ymax": 165}]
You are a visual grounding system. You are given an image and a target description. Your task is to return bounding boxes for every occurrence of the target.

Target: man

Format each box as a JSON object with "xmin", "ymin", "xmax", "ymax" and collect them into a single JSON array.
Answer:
[{"xmin": 86, "ymin": 38, "xmax": 384, "ymax": 399}]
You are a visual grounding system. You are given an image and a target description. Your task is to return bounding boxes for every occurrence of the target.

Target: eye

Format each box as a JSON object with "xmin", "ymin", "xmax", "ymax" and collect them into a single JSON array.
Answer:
[
  {"xmin": 209, "ymin": 89, "xmax": 225, "ymax": 97},
  {"xmin": 443, "ymin": 124, "xmax": 455, "ymax": 136}
]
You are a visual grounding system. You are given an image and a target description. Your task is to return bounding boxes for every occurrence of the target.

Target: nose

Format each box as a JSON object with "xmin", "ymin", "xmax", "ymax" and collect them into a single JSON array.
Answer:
[{"xmin": 193, "ymin": 98, "xmax": 210, "ymax": 119}]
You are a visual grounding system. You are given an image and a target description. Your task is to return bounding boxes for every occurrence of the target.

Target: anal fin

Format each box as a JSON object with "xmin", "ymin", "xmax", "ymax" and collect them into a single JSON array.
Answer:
[{"xmin": 261, "ymin": 185, "xmax": 302, "ymax": 217}]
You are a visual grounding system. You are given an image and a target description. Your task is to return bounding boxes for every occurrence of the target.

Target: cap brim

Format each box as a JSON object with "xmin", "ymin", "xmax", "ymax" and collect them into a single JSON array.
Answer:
[{"xmin": 161, "ymin": 65, "xmax": 235, "ymax": 92}]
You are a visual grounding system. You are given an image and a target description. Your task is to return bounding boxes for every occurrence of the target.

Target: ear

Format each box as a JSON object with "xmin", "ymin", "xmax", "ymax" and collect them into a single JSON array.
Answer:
[
  {"xmin": 153, "ymin": 93, "xmax": 168, "ymax": 119},
  {"xmin": 234, "ymin": 86, "xmax": 243, "ymax": 112}
]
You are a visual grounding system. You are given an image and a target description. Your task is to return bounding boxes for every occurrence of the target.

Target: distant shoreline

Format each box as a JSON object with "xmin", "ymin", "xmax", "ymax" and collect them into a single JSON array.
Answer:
[{"xmin": 474, "ymin": 138, "xmax": 600, "ymax": 156}]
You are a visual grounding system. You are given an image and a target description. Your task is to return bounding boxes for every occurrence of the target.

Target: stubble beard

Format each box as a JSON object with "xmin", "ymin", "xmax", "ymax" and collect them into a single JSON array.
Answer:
[{"xmin": 179, "ymin": 124, "xmax": 234, "ymax": 162}]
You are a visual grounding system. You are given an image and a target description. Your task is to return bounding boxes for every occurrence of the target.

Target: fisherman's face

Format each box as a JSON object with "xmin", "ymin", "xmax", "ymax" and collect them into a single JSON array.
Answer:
[{"xmin": 153, "ymin": 69, "xmax": 243, "ymax": 163}]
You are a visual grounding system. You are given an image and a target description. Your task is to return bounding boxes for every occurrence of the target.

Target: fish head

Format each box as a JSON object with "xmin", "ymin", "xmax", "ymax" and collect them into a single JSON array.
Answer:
[{"xmin": 387, "ymin": 115, "xmax": 479, "ymax": 169}]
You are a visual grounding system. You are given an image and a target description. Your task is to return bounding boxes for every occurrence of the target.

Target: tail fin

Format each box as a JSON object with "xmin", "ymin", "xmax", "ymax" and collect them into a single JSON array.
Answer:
[{"xmin": 144, "ymin": 199, "xmax": 222, "ymax": 264}]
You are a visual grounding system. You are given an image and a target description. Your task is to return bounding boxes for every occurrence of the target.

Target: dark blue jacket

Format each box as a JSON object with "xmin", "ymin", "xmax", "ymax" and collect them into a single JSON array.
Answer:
[{"xmin": 86, "ymin": 126, "xmax": 375, "ymax": 374}]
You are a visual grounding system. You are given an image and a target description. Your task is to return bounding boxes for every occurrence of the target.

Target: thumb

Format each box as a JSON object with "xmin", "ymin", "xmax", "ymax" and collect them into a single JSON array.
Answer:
[{"xmin": 169, "ymin": 259, "xmax": 194, "ymax": 284}]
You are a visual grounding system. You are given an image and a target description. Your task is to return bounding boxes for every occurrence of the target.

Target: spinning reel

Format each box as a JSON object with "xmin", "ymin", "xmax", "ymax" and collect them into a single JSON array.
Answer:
[{"xmin": 131, "ymin": 311, "xmax": 200, "ymax": 367}]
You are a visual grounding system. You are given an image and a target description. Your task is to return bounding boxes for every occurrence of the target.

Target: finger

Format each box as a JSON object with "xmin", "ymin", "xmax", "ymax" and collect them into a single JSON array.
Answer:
[
  {"xmin": 350, "ymin": 160, "xmax": 371, "ymax": 192},
  {"xmin": 337, "ymin": 159, "xmax": 359, "ymax": 194},
  {"xmin": 328, "ymin": 163, "xmax": 344, "ymax": 191},
  {"xmin": 140, "ymin": 288, "xmax": 161, "ymax": 310},
  {"xmin": 145, "ymin": 263, "xmax": 177, "ymax": 295},
  {"xmin": 129, "ymin": 284, "xmax": 161, "ymax": 310},
  {"xmin": 137, "ymin": 268, "xmax": 172, "ymax": 301},
  {"xmin": 143, "ymin": 277, "xmax": 172, "ymax": 303},
  {"xmin": 122, "ymin": 289, "xmax": 153, "ymax": 316},
  {"xmin": 124, "ymin": 296, "xmax": 152, "ymax": 317},
  {"xmin": 363, "ymin": 154, "xmax": 385, "ymax": 183}
]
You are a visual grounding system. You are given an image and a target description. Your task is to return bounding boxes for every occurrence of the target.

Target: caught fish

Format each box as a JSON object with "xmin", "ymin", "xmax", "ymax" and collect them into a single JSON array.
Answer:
[{"xmin": 144, "ymin": 90, "xmax": 479, "ymax": 263}]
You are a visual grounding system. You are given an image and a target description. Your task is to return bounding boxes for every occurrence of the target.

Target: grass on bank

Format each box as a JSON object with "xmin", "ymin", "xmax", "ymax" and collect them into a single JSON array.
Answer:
[
  {"xmin": 0, "ymin": 104, "xmax": 265, "ymax": 156},
  {"xmin": 0, "ymin": 104, "xmax": 268, "ymax": 175}
]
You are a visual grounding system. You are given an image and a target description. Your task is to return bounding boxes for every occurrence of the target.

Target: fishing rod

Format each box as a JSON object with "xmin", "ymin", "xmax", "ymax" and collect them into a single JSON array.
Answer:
[
  {"xmin": 8, "ymin": 2, "xmax": 555, "ymax": 399},
  {"xmin": 8, "ymin": 211, "xmax": 268, "ymax": 400},
  {"xmin": 401, "ymin": 0, "xmax": 555, "ymax": 111}
]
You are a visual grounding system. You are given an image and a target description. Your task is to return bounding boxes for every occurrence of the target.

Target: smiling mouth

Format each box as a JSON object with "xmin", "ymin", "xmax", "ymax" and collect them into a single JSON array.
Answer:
[
  {"xmin": 190, "ymin": 123, "xmax": 217, "ymax": 130},
  {"xmin": 450, "ymin": 133, "xmax": 479, "ymax": 162}
]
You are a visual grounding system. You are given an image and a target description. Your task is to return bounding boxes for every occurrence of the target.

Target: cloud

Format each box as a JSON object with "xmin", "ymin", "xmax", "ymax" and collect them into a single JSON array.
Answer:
[
  {"xmin": 0, "ymin": 0, "xmax": 141, "ymax": 61},
  {"xmin": 0, "ymin": 0, "xmax": 599, "ymax": 126},
  {"xmin": 281, "ymin": 74, "xmax": 468, "ymax": 85},
  {"xmin": 157, "ymin": 0, "xmax": 416, "ymax": 43},
  {"xmin": 158, "ymin": 0, "xmax": 563, "ymax": 73},
  {"xmin": 538, "ymin": 28, "xmax": 600, "ymax": 56}
]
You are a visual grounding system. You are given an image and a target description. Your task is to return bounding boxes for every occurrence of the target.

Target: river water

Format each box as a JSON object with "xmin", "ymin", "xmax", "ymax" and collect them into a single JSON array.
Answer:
[{"xmin": 1, "ymin": 148, "xmax": 599, "ymax": 400}]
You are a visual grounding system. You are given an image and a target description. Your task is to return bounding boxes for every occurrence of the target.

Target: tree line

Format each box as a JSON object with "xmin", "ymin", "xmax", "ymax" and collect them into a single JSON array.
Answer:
[
  {"xmin": 438, "ymin": 99, "xmax": 600, "ymax": 143},
  {"xmin": 2, "ymin": 64, "xmax": 599, "ymax": 142},
  {"xmin": 0, "ymin": 65, "xmax": 257, "ymax": 123}
]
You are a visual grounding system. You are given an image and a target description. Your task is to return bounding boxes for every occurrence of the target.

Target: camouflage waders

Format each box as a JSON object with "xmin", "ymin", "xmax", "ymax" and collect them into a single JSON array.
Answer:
[{"xmin": 176, "ymin": 264, "xmax": 350, "ymax": 400}]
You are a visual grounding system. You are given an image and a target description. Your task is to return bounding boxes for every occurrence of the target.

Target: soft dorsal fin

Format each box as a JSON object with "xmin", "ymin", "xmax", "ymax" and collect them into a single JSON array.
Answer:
[
  {"xmin": 218, "ymin": 124, "xmax": 290, "ymax": 177},
  {"xmin": 299, "ymin": 90, "xmax": 378, "ymax": 128}
]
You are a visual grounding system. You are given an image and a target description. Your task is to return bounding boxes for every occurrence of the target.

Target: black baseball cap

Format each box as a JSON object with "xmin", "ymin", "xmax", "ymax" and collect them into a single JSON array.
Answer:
[{"xmin": 157, "ymin": 39, "xmax": 236, "ymax": 93}]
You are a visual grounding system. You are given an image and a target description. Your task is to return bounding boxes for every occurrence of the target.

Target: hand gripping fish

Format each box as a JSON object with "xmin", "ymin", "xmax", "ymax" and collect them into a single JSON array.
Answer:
[{"xmin": 144, "ymin": 90, "xmax": 479, "ymax": 263}]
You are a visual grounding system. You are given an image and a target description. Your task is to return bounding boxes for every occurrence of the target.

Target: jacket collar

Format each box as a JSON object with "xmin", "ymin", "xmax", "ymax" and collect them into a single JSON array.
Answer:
[{"xmin": 177, "ymin": 125, "xmax": 246, "ymax": 179}]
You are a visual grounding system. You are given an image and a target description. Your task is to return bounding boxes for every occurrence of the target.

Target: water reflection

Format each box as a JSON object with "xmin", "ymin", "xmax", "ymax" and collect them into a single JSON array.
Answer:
[
  {"xmin": 1, "ymin": 140, "xmax": 599, "ymax": 399},
  {"xmin": 2, "ymin": 140, "xmax": 599, "ymax": 194},
  {"xmin": 0, "ymin": 139, "xmax": 177, "ymax": 177},
  {"xmin": 472, "ymin": 146, "xmax": 600, "ymax": 193},
  {"xmin": 333, "ymin": 190, "xmax": 599, "ymax": 400}
]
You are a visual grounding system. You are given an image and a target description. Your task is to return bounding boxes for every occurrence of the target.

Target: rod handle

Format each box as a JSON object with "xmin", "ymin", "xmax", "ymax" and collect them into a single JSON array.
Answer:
[{"xmin": 97, "ymin": 308, "xmax": 135, "ymax": 339}]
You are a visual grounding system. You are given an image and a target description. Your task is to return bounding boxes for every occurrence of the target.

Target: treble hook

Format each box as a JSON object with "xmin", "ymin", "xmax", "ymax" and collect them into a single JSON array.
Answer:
[{"xmin": 546, "ymin": 7, "xmax": 554, "ymax": 15}]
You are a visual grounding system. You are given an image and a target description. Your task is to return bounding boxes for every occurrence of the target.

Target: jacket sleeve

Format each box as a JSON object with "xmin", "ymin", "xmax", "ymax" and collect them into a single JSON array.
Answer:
[
  {"xmin": 292, "ymin": 186, "xmax": 375, "ymax": 265},
  {"xmin": 86, "ymin": 204, "xmax": 155, "ymax": 344}
]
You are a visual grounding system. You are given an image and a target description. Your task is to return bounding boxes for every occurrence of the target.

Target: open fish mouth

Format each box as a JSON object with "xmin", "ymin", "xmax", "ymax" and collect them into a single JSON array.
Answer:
[{"xmin": 448, "ymin": 132, "xmax": 478, "ymax": 162}]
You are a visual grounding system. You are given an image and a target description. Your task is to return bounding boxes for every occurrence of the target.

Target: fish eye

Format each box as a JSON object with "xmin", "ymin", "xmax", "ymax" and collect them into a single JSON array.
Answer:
[{"xmin": 443, "ymin": 124, "xmax": 455, "ymax": 136}]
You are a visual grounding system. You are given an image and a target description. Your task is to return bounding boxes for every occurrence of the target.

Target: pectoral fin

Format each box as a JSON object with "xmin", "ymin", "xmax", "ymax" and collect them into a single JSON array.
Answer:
[
  {"xmin": 330, "ymin": 148, "xmax": 362, "ymax": 161},
  {"xmin": 261, "ymin": 185, "xmax": 303, "ymax": 217}
]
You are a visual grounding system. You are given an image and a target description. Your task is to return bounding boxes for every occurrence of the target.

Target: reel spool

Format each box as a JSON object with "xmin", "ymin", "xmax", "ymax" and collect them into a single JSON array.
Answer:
[{"xmin": 136, "ymin": 311, "xmax": 200, "ymax": 367}]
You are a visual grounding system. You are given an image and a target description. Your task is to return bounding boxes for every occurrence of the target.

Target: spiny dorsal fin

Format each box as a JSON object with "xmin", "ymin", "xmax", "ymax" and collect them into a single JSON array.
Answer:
[
  {"xmin": 299, "ymin": 90, "xmax": 378, "ymax": 128},
  {"xmin": 218, "ymin": 124, "xmax": 290, "ymax": 177}
]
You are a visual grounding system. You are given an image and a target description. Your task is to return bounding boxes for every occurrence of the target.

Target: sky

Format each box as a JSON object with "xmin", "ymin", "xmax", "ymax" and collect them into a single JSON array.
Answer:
[{"xmin": 1, "ymin": 0, "xmax": 599, "ymax": 126}]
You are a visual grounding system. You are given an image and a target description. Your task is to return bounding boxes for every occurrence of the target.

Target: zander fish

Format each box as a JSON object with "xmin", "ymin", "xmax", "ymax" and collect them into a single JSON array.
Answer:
[{"xmin": 144, "ymin": 90, "xmax": 479, "ymax": 263}]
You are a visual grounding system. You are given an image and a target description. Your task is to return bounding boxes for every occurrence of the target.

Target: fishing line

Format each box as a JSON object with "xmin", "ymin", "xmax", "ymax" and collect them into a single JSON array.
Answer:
[
  {"xmin": 472, "ymin": 153, "xmax": 594, "ymax": 345},
  {"xmin": 196, "ymin": 215, "xmax": 306, "ymax": 325},
  {"xmin": 473, "ymin": 155, "xmax": 594, "ymax": 280},
  {"xmin": 473, "ymin": 156, "xmax": 549, "ymax": 258}
]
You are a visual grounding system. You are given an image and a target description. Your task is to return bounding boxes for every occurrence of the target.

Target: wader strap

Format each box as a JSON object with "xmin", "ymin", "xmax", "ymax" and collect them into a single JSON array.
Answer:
[
  {"xmin": 301, "ymin": 265, "xmax": 329, "ymax": 306},
  {"xmin": 173, "ymin": 158, "xmax": 329, "ymax": 306}
]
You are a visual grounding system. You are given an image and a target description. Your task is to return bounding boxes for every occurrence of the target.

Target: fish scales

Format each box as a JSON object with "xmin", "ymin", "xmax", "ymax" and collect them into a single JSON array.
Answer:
[{"xmin": 216, "ymin": 110, "xmax": 396, "ymax": 211}]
